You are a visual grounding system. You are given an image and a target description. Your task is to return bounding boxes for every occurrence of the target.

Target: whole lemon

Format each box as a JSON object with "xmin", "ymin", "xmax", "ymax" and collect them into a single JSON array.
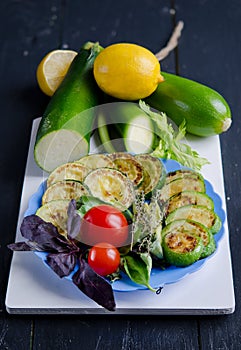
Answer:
[{"xmin": 93, "ymin": 43, "xmax": 164, "ymax": 100}]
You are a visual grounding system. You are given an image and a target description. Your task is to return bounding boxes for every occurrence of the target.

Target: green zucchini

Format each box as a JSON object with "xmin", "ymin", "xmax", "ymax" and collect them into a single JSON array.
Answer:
[
  {"xmin": 34, "ymin": 42, "xmax": 103, "ymax": 172},
  {"xmin": 159, "ymin": 177, "xmax": 205, "ymax": 203},
  {"xmin": 97, "ymin": 102, "xmax": 157, "ymax": 154},
  {"xmin": 83, "ymin": 168, "xmax": 135, "ymax": 209},
  {"xmin": 47, "ymin": 162, "xmax": 90, "ymax": 188},
  {"xmin": 165, "ymin": 204, "xmax": 222, "ymax": 234},
  {"xmin": 108, "ymin": 153, "xmax": 144, "ymax": 187},
  {"xmin": 36, "ymin": 199, "xmax": 70, "ymax": 236},
  {"xmin": 134, "ymin": 154, "xmax": 166, "ymax": 196},
  {"xmin": 145, "ymin": 72, "xmax": 232, "ymax": 137},
  {"xmin": 42, "ymin": 180, "xmax": 90, "ymax": 204},
  {"xmin": 162, "ymin": 230, "xmax": 203, "ymax": 267},
  {"xmin": 165, "ymin": 190, "xmax": 214, "ymax": 216},
  {"xmin": 162, "ymin": 219, "xmax": 216, "ymax": 259}
]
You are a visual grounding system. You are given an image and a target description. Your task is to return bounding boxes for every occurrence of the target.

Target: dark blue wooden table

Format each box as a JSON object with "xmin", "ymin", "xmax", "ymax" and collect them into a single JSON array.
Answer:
[{"xmin": 0, "ymin": 1, "xmax": 240, "ymax": 348}]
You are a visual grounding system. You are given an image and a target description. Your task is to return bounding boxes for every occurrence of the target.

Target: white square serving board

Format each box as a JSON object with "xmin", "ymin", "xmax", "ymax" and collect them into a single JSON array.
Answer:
[{"xmin": 5, "ymin": 118, "xmax": 235, "ymax": 315}]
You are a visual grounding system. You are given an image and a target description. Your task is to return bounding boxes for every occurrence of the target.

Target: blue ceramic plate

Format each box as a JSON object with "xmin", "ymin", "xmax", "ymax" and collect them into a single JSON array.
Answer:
[{"xmin": 25, "ymin": 159, "xmax": 226, "ymax": 292}]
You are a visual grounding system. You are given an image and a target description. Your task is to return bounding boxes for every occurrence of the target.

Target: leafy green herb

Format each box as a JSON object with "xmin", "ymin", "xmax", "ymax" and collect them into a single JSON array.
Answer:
[
  {"xmin": 139, "ymin": 100, "xmax": 210, "ymax": 170},
  {"xmin": 77, "ymin": 195, "xmax": 106, "ymax": 217},
  {"xmin": 122, "ymin": 252, "xmax": 156, "ymax": 292},
  {"xmin": 77, "ymin": 195, "xmax": 133, "ymax": 223}
]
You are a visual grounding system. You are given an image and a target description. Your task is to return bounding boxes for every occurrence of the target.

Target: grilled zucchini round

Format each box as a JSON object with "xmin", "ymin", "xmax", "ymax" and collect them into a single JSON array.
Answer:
[
  {"xmin": 47, "ymin": 162, "xmax": 90, "ymax": 187},
  {"xmin": 83, "ymin": 168, "xmax": 135, "ymax": 209},
  {"xmin": 162, "ymin": 230, "xmax": 203, "ymax": 267},
  {"xmin": 36, "ymin": 199, "xmax": 70, "ymax": 236},
  {"xmin": 76, "ymin": 153, "xmax": 115, "ymax": 169},
  {"xmin": 164, "ymin": 190, "xmax": 214, "ymax": 216},
  {"xmin": 165, "ymin": 169, "xmax": 204, "ymax": 184},
  {"xmin": 159, "ymin": 177, "xmax": 205, "ymax": 203},
  {"xmin": 135, "ymin": 154, "xmax": 166, "ymax": 197},
  {"xmin": 108, "ymin": 152, "xmax": 144, "ymax": 188},
  {"xmin": 42, "ymin": 180, "xmax": 90, "ymax": 204},
  {"xmin": 165, "ymin": 204, "xmax": 222, "ymax": 234},
  {"xmin": 162, "ymin": 219, "xmax": 216, "ymax": 259}
]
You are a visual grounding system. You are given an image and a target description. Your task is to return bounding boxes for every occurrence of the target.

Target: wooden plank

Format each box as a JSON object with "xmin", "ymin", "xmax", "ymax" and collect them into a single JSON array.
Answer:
[
  {"xmin": 33, "ymin": 315, "xmax": 199, "ymax": 349},
  {"xmin": 0, "ymin": 0, "xmax": 62, "ymax": 347},
  {"xmin": 175, "ymin": 0, "xmax": 239, "ymax": 348},
  {"xmin": 0, "ymin": 316, "xmax": 33, "ymax": 350},
  {"xmin": 0, "ymin": 0, "xmax": 61, "ymax": 285},
  {"xmin": 61, "ymin": 0, "xmax": 176, "ymax": 73}
]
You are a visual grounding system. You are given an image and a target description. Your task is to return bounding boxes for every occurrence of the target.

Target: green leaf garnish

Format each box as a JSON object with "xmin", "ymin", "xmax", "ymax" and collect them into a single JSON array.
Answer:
[
  {"xmin": 139, "ymin": 100, "xmax": 210, "ymax": 171},
  {"xmin": 122, "ymin": 252, "xmax": 156, "ymax": 292}
]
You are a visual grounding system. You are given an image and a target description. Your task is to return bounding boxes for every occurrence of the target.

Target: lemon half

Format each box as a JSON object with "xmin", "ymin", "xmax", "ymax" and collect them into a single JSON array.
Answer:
[{"xmin": 36, "ymin": 49, "xmax": 77, "ymax": 96}]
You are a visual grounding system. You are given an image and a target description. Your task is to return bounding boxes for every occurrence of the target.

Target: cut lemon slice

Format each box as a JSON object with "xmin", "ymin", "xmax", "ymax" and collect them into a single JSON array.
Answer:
[{"xmin": 36, "ymin": 49, "xmax": 77, "ymax": 96}]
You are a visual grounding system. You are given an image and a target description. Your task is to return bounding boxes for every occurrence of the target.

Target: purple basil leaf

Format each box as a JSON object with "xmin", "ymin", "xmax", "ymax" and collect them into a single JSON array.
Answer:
[
  {"xmin": 20, "ymin": 215, "xmax": 46, "ymax": 239},
  {"xmin": 8, "ymin": 242, "xmax": 32, "ymax": 251},
  {"xmin": 67, "ymin": 200, "xmax": 81, "ymax": 240},
  {"xmin": 47, "ymin": 253, "xmax": 77, "ymax": 278},
  {"xmin": 20, "ymin": 215, "xmax": 58, "ymax": 239},
  {"xmin": 72, "ymin": 258, "xmax": 116, "ymax": 311},
  {"xmin": 20, "ymin": 215, "xmax": 74, "ymax": 253}
]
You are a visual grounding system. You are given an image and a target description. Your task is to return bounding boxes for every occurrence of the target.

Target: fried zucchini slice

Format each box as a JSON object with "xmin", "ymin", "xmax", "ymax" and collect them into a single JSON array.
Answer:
[
  {"xmin": 76, "ymin": 153, "xmax": 115, "ymax": 169},
  {"xmin": 83, "ymin": 168, "xmax": 135, "ymax": 209},
  {"xmin": 166, "ymin": 169, "xmax": 204, "ymax": 184},
  {"xmin": 165, "ymin": 204, "xmax": 222, "ymax": 234},
  {"xmin": 108, "ymin": 153, "xmax": 144, "ymax": 187},
  {"xmin": 159, "ymin": 177, "xmax": 205, "ymax": 203},
  {"xmin": 36, "ymin": 199, "xmax": 69, "ymax": 236},
  {"xmin": 42, "ymin": 180, "xmax": 90, "ymax": 204},
  {"xmin": 162, "ymin": 230, "xmax": 203, "ymax": 266},
  {"xmin": 108, "ymin": 152, "xmax": 134, "ymax": 160},
  {"xmin": 47, "ymin": 162, "xmax": 90, "ymax": 187},
  {"xmin": 162, "ymin": 219, "xmax": 216, "ymax": 258},
  {"xmin": 164, "ymin": 190, "xmax": 214, "ymax": 216},
  {"xmin": 135, "ymin": 154, "xmax": 166, "ymax": 197}
]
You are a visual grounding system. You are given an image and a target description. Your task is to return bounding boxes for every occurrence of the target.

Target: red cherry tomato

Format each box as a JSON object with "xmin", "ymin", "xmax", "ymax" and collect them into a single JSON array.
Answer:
[
  {"xmin": 80, "ymin": 204, "xmax": 129, "ymax": 247},
  {"xmin": 88, "ymin": 243, "xmax": 120, "ymax": 276}
]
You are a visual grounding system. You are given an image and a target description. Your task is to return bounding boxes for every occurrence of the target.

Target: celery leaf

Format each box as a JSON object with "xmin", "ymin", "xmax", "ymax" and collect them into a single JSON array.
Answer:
[{"xmin": 139, "ymin": 101, "xmax": 210, "ymax": 170}]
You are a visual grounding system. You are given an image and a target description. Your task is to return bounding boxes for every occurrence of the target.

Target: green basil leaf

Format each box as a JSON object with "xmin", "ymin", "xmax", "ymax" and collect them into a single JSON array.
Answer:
[
  {"xmin": 76, "ymin": 196, "xmax": 133, "ymax": 222},
  {"xmin": 122, "ymin": 252, "xmax": 155, "ymax": 292},
  {"xmin": 76, "ymin": 196, "xmax": 106, "ymax": 217}
]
